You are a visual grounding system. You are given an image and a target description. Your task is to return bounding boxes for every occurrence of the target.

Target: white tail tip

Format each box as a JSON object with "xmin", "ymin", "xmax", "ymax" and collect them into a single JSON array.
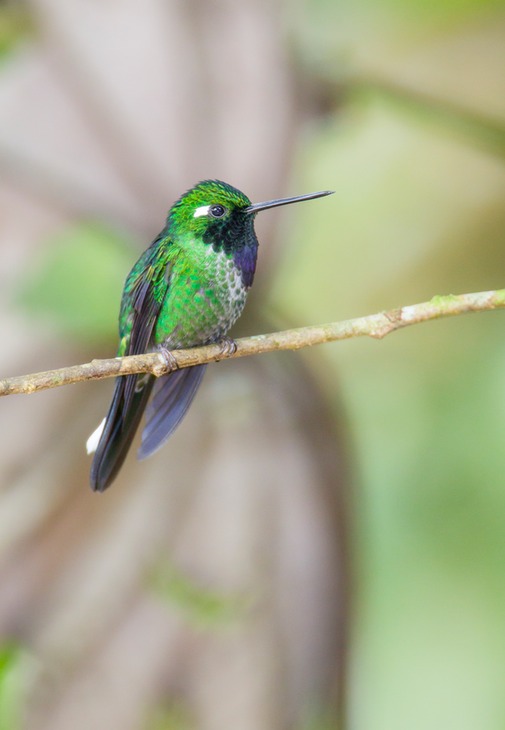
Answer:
[{"xmin": 86, "ymin": 418, "xmax": 106, "ymax": 455}]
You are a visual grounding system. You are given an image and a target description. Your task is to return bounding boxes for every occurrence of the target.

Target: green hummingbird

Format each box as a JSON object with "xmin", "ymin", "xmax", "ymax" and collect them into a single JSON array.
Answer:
[{"xmin": 87, "ymin": 180, "xmax": 333, "ymax": 492}]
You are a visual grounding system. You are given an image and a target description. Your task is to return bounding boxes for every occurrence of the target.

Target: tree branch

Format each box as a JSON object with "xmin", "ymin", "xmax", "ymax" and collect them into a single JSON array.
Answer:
[{"xmin": 1, "ymin": 289, "xmax": 504, "ymax": 397}]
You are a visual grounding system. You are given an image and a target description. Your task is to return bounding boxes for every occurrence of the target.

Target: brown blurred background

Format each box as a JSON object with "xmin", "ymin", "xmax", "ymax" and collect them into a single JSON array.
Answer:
[{"xmin": 0, "ymin": 0, "xmax": 505, "ymax": 729}]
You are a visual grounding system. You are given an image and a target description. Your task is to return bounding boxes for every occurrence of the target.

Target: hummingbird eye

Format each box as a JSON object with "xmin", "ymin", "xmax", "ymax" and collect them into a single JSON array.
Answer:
[{"xmin": 209, "ymin": 204, "xmax": 226, "ymax": 218}]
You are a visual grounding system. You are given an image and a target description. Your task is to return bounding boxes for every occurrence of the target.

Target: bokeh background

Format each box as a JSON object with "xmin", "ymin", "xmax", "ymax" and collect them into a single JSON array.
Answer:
[{"xmin": 0, "ymin": 0, "xmax": 505, "ymax": 728}]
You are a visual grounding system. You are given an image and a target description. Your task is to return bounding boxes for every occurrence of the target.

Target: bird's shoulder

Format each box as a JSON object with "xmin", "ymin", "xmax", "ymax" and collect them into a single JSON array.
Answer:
[{"xmin": 117, "ymin": 231, "xmax": 175, "ymax": 349}]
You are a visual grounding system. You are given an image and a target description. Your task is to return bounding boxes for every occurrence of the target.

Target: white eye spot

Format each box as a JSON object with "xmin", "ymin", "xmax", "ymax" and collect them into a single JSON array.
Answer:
[{"xmin": 194, "ymin": 205, "xmax": 211, "ymax": 218}]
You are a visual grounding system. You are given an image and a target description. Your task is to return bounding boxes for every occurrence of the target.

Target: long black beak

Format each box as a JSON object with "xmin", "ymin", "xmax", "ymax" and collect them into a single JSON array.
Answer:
[{"xmin": 244, "ymin": 189, "xmax": 334, "ymax": 214}]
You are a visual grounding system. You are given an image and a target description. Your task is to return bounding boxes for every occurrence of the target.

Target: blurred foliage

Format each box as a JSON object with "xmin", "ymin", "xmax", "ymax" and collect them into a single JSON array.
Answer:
[
  {"xmin": 15, "ymin": 222, "xmax": 135, "ymax": 344},
  {"xmin": 0, "ymin": 2, "xmax": 32, "ymax": 60},
  {"xmin": 0, "ymin": 644, "xmax": 24, "ymax": 730},
  {"xmin": 292, "ymin": 0, "xmax": 505, "ymax": 72},
  {"xmin": 276, "ymin": 189, "xmax": 505, "ymax": 724},
  {"xmin": 298, "ymin": 706, "xmax": 343, "ymax": 730},
  {"xmin": 273, "ymin": 2, "xmax": 505, "ymax": 727},
  {"xmin": 151, "ymin": 562, "xmax": 250, "ymax": 630},
  {"xmin": 352, "ymin": 80, "xmax": 505, "ymax": 160},
  {"xmin": 146, "ymin": 703, "xmax": 194, "ymax": 730}
]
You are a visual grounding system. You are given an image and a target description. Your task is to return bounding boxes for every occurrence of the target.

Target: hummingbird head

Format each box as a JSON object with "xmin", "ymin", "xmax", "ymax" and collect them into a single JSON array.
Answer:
[{"xmin": 167, "ymin": 179, "xmax": 334, "ymax": 287}]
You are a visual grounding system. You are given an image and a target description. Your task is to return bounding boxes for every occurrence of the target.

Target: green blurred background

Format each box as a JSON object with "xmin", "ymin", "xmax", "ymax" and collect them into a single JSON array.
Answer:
[{"xmin": 0, "ymin": 0, "xmax": 505, "ymax": 728}]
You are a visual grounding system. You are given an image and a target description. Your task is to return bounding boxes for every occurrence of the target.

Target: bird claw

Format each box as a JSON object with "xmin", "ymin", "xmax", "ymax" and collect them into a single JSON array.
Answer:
[
  {"xmin": 157, "ymin": 346, "xmax": 179, "ymax": 373},
  {"xmin": 217, "ymin": 336, "xmax": 238, "ymax": 357}
]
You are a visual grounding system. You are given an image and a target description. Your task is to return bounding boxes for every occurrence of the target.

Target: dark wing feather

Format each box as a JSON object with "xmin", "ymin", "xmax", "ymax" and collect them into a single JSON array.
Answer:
[
  {"xmin": 121, "ymin": 273, "xmax": 163, "ymax": 418},
  {"xmin": 90, "ymin": 376, "xmax": 155, "ymax": 492},
  {"xmin": 90, "ymin": 240, "xmax": 169, "ymax": 492},
  {"xmin": 138, "ymin": 364, "xmax": 207, "ymax": 460}
]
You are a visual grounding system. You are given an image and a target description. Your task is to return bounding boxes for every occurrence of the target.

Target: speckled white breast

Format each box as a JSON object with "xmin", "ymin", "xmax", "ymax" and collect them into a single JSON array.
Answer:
[{"xmin": 161, "ymin": 250, "xmax": 248, "ymax": 349}]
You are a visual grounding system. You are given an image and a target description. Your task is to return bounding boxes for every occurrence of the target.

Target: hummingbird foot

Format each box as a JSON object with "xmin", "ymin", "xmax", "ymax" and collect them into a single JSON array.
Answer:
[
  {"xmin": 156, "ymin": 345, "xmax": 179, "ymax": 374},
  {"xmin": 216, "ymin": 336, "xmax": 238, "ymax": 358}
]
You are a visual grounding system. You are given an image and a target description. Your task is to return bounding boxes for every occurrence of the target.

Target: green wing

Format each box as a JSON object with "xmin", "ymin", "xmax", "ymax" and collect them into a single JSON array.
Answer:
[{"xmin": 90, "ymin": 235, "xmax": 171, "ymax": 492}]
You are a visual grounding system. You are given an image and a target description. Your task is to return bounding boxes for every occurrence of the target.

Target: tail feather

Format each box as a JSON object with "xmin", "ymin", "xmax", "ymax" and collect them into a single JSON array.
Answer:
[
  {"xmin": 90, "ymin": 373, "xmax": 154, "ymax": 492},
  {"xmin": 138, "ymin": 365, "xmax": 207, "ymax": 460},
  {"xmin": 90, "ymin": 365, "xmax": 207, "ymax": 491}
]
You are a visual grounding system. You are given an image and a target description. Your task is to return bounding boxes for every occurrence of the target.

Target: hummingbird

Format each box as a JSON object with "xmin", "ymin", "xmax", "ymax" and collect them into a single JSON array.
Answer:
[{"xmin": 87, "ymin": 180, "xmax": 333, "ymax": 492}]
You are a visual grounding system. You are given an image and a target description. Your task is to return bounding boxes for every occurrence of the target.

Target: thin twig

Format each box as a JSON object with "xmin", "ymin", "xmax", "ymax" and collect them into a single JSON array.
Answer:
[{"xmin": 1, "ymin": 288, "xmax": 504, "ymax": 397}]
